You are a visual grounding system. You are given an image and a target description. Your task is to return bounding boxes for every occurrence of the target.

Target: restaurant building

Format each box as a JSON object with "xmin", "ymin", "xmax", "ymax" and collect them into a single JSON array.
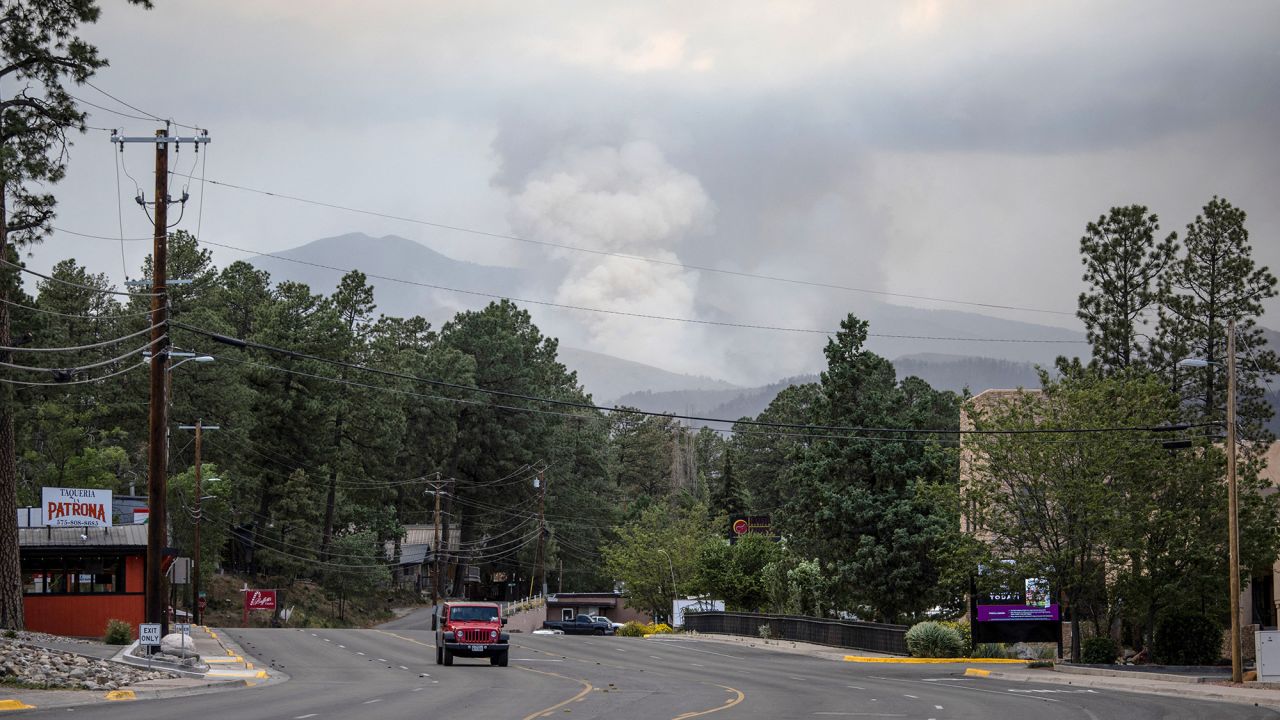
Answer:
[{"xmin": 19, "ymin": 524, "xmax": 147, "ymax": 637}]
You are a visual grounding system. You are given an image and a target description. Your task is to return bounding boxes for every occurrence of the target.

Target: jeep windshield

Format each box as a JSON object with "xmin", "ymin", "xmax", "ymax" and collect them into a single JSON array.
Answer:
[{"xmin": 450, "ymin": 606, "xmax": 499, "ymax": 622}]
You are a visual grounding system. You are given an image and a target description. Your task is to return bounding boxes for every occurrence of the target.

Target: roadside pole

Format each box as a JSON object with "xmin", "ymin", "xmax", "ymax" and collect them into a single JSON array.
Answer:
[{"xmin": 1227, "ymin": 319, "xmax": 1242, "ymax": 684}]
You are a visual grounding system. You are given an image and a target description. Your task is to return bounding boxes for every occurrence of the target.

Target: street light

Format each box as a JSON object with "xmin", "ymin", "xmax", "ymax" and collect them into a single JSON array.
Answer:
[
  {"xmin": 657, "ymin": 549, "xmax": 677, "ymax": 625},
  {"xmin": 1176, "ymin": 318, "xmax": 1242, "ymax": 685}
]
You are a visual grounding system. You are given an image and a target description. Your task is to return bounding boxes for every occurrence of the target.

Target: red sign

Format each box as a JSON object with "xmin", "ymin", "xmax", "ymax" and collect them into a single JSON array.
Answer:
[
  {"xmin": 246, "ymin": 589, "xmax": 277, "ymax": 610},
  {"xmin": 243, "ymin": 589, "xmax": 277, "ymax": 627},
  {"xmin": 732, "ymin": 519, "xmax": 749, "ymax": 535}
]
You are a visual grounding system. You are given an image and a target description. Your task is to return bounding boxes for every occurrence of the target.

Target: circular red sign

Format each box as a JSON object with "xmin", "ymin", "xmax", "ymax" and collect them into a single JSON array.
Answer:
[{"xmin": 732, "ymin": 519, "xmax": 749, "ymax": 535}]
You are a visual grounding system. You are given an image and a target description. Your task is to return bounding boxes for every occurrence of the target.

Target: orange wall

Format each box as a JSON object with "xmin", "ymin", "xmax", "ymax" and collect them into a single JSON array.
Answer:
[
  {"xmin": 23, "ymin": 554, "xmax": 147, "ymax": 638},
  {"xmin": 24, "ymin": 594, "xmax": 144, "ymax": 638}
]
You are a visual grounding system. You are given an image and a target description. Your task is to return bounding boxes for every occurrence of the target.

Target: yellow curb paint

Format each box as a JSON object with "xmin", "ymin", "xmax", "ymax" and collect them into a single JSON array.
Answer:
[
  {"xmin": 0, "ymin": 699, "xmax": 34, "ymax": 710},
  {"xmin": 204, "ymin": 656, "xmax": 243, "ymax": 664},
  {"xmin": 104, "ymin": 690, "xmax": 137, "ymax": 701},
  {"xmin": 245, "ymin": 662, "xmax": 254, "ymax": 669},
  {"xmin": 843, "ymin": 656, "xmax": 1029, "ymax": 664},
  {"xmin": 255, "ymin": 670, "xmax": 268, "ymax": 679},
  {"xmin": 964, "ymin": 668, "xmax": 992, "ymax": 677},
  {"xmin": 226, "ymin": 649, "xmax": 234, "ymax": 656}
]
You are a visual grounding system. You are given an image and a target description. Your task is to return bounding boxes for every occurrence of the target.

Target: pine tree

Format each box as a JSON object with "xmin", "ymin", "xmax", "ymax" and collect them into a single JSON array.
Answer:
[
  {"xmin": 0, "ymin": 0, "xmax": 151, "ymax": 630},
  {"xmin": 1156, "ymin": 197, "xmax": 1278, "ymax": 445},
  {"xmin": 1076, "ymin": 205, "xmax": 1178, "ymax": 372}
]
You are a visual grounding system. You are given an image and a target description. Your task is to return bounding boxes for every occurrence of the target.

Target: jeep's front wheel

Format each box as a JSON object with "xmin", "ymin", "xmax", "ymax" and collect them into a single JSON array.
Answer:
[
  {"xmin": 493, "ymin": 651, "xmax": 509, "ymax": 667},
  {"xmin": 443, "ymin": 648, "xmax": 454, "ymax": 666}
]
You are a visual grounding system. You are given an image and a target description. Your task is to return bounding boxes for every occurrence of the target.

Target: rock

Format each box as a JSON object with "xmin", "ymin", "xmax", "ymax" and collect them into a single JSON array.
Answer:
[
  {"xmin": 160, "ymin": 633, "xmax": 198, "ymax": 658},
  {"xmin": 68, "ymin": 668, "xmax": 86, "ymax": 680}
]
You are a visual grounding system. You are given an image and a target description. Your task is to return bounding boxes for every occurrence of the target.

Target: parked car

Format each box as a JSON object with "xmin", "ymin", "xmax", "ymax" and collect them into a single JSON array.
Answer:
[
  {"xmin": 542, "ymin": 614, "xmax": 615, "ymax": 635},
  {"xmin": 590, "ymin": 615, "xmax": 624, "ymax": 630}
]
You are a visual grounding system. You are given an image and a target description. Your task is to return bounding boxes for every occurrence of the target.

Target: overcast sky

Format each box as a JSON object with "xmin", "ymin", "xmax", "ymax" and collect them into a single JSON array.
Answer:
[{"xmin": 22, "ymin": 0, "xmax": 1280, "ymax": 383}]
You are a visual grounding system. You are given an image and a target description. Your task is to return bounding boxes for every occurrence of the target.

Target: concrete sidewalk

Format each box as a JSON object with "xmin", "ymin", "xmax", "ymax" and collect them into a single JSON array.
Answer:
[
  {"xmin": 0, "ymin": 626, "xmax": 277, "ymax": 713},
  {"xmin": 983, "ymin": 664, "xmax": 1280, "ymax": 710}
]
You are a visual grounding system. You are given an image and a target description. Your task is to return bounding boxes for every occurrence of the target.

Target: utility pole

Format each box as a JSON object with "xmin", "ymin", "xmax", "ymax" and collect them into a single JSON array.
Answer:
[
  {"xmin": 1227, "ymin": 318, "xmax": 1242, "ymax": 685},
  {"xmin": 177, "ymin": 421, "xmax": 219, "ymax": 626},
  {"xmin": 534, "ymin": 470, "xmax": 547, "ymax": 598},
  {"xmin": 113, "ymin": 128, "xmax": 210, "ymax": 640},
  {"xmin": 426, "ymin": 478, "xmax": 449, "ymax": 611}
]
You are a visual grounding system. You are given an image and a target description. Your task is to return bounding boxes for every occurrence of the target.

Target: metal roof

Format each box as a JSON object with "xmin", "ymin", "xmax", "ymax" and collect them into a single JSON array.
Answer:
[{"xmin": 19, "ymin": 524, "xmax": 147, "ymax": 548}]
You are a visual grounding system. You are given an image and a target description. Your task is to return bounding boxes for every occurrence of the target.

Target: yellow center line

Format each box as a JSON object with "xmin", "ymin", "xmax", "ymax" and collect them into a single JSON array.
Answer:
[
  {"xmin": 371, "ymin": 629, "xmax": 436, "ymax": 649},
  {"xmin": 516, "ymin": 665, "xmax": 595, "ymax": 720},
  {"xmin": 671, "ymin": 684, "xmax": 745, "ymax": 720}
]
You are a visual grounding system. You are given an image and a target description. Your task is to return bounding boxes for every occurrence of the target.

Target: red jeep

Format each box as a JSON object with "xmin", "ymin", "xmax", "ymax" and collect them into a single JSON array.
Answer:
[{"xmin": 433, "ymin": 601, "xmax": 509, "ymax": 667}]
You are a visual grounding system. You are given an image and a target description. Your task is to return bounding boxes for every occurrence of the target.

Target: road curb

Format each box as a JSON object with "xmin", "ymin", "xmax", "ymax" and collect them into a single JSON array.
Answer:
[{"xmin": 844, "ymin": 655, "xmax": 1029, "ymax": 664}]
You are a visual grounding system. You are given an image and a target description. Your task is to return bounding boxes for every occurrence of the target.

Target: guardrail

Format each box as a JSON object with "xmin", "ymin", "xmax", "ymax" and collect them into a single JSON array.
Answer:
[{"xmin": 682, "ymin": 611, "xmax": 908, "ymax": 655}]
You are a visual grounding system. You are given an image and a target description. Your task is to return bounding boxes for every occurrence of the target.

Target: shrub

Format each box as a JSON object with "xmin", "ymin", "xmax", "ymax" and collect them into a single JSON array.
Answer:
[
  {"xmin": 973, "ymin": 642, "xmax": 1009, "ymax": 658},
  {"xmin": 905, "ymin": 621, "xmax": 963, "ymax": 658},
  {"xmin": 1151, "ymin": 612, "xmax": 1223, "ymax": 666},
  {"xmin": 2, "ymin": 629, "xmax": 15, "ymax": 639},
  {"xmin": 646, "ymin": 623, "xmax": 674, "ymax": 635},
  {"xmin": 103, "ymin": 619, "xmax": 133, "ymax": 645},
  {"xmin": 758, "ymin": 624, "xmax": 772, "ymax": 640},
  {"xmin": 616, "ymin": 621, "xmax": 647, "ymax": 637},
  {"xmin": 938, "ymin": 621, "xmax": 971, "ymax": 656},
  {"xmin": 1081, "ymin": 637, "xmax": 1118, "ymax": 664}
]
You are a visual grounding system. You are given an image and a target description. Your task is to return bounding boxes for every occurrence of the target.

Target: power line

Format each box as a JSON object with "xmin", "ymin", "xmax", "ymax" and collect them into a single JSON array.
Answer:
[
  {"xmin": 1, "ymin": 258, "xmax": 157, "ymax": 297},
  {"xmin": 0, "ymin": 335, "xmax": 162, "ymax": 376},
  {"xmin": 0, "ymin": 297, "xmax": 154, "ymax": 321},
  {"xmin": 176, "ymin": 321, "xmax": 1212, "ymax": 437},
  {"xmin": 167, "ymin": 170, "xmax": 1076, "ymax": 317},
  {"xmin": 1, "ymin": 323, "xmax": 161, "ymax": 353},
  {"xmin": 83, "ymin": 81, "xmax": 203, "ymax": 131},
  {"xmin": 0, "ymin": 359, "xmax": 148, "ymax": 387}
]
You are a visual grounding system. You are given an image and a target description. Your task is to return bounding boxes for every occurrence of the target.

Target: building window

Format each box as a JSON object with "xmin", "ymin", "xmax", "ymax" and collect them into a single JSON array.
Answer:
[
  {"xmin": 562, "ymin": 608, "xmax": 574, "ymax": 621},
  {"xmin": 21, "ymin": 556, "xmax": 126, "ymax": 595}
]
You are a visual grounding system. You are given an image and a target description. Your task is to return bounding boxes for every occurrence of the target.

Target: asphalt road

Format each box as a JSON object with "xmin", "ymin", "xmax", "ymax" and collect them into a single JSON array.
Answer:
[{"xmin": 23, "ymin": 609, "xmax": 1279, "ymax": 719}]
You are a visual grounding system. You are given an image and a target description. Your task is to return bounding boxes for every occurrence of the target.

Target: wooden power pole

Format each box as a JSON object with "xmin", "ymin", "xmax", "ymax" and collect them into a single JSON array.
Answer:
[
  {"xmin": 1227, "ymin": 319, "xmax": 1242, "ymax": 684},
  {"xmin": 112, "ymin": 128, "xmax": 209, "ymax": 640}
]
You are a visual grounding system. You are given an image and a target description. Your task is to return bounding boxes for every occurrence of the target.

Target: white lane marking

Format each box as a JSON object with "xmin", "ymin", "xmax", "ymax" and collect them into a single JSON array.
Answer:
[
  {"xmin": 813, "ymin": 714, "xmax": 905, "ymax": 717},
  {"xmin": 377, "ymin": 658, "xmax": 387, "ymax": 662},
  {"xmin": 903, "ymin": 694, "xmax": 918, "ymax": 699},
  {"xmin": 935, "ymin": 706, "xmax": 943, "ymax": 710},
  {"xmin": 649, "ymin": 655, "xmax": 662, "ymax": 660},
  {"xmin": 400, "ymin": 665, "xmax": 409, "ymax": 670},
  {"xmin": 789, "ymin": 675, "xmax": 806, "ymax": 681},
  {"xmin": 691, "ymin": 663, "xmax": 705, "ymax": 667},
  {"xmin": 294, "ymin": 715, "xmax": 318, "ymax": 719},
  {"xmin": 413, "ymin": 688, "xmax": 424, "ymax": 692},
  {"xmin": 1008, "ymin": 689, "xmax": 1100, "ymax": 695},
  {"xmin": 814, "ymin": 707, "xmax": 906, "ymax": 712},
  {"xmin": 310, "ymin": 633, "xmax": 317, "ymax": 636},
  {"xmin": 338, "ymin": 645, "xmax": 345, "ymax": 648},
  {"xmin": 514, "ymin": 658, "xmax": 563, "ymax": 662},
  {"xmin": 363, "ymin": 699, "xmax": 382, "ymax": 704},
  {"xmin": 356, "ymin": 652, "xmax": 365, "ymax": 656},
  {"xmin": 847, "ymin": 685, "xmax": 865, "ymax": 690},
  {"xmin": 615, "ymin": 648, "xmax": 626, "ymax": 652},
  {"xmin": 867, "ymin": 676, "xmax": 1061, "ymax": 704},
  {"xmin": 323, "ymin": 638, "xmax": 330, "ymax": 642},
  {"xmin": 645, "ymin": 641, "xmax": 743, "ymax": 660}
]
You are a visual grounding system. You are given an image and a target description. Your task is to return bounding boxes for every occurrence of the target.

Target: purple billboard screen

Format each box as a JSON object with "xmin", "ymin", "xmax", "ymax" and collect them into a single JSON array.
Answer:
[{"xmin": 976, "ymin": 604, "xmax": 1059, "ymax": 622}]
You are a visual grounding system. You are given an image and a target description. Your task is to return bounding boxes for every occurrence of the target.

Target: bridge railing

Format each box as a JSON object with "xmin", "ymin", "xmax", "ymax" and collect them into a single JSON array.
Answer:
[{"xmin": 682, "ymin": 611, "xmax": 908, "ymax": 655}]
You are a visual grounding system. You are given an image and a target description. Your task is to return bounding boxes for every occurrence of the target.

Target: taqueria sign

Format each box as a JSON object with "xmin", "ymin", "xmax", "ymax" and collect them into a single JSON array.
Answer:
[{"xmin": 42, "ymin": 487, "xmax": 112, "ymax": 527}]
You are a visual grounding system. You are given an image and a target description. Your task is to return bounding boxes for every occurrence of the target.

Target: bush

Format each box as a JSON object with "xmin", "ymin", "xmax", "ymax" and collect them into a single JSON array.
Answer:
[
  {"xmin": 1151, "ymin": 612, "xmax": 1223, "ymax": 666},
  {"xmin": 103, "ymin": 619, "xmax": 132, "ymax": 645},
  {"xmin": 616, "ymin": 621, "xmax": 647, "ymax": 637},
  {"xmin": 646, "ymin": 623, "xmax": 674, "ymax": 635},
  {"xmin": 1081, "ymin": 637, "xmax": 1118, "ymax": 664},
  {"xmin": 938, "ymin": 621, "xmax": 971, "ymax": 656},
  {"xmin": 973, "ymin": 642, "xmax": 1009, "ymax": 659},
  {"xmin": 905, "ymin": 621, "xmax": 963, "ymax": 658}
]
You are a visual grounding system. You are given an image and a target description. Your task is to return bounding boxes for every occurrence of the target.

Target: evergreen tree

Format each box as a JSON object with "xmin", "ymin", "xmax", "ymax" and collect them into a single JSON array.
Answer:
[
  {"xmin": 1156, "ymin": 196, "xmax": 1278, "ymax": 445},
  {"xmin": 1076, "ymin": 205, "xmax": 1177, "ymax": 371},
  {"xmin": 0, "ymin": 0, "xmax": 150, "ymax": 629}
]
